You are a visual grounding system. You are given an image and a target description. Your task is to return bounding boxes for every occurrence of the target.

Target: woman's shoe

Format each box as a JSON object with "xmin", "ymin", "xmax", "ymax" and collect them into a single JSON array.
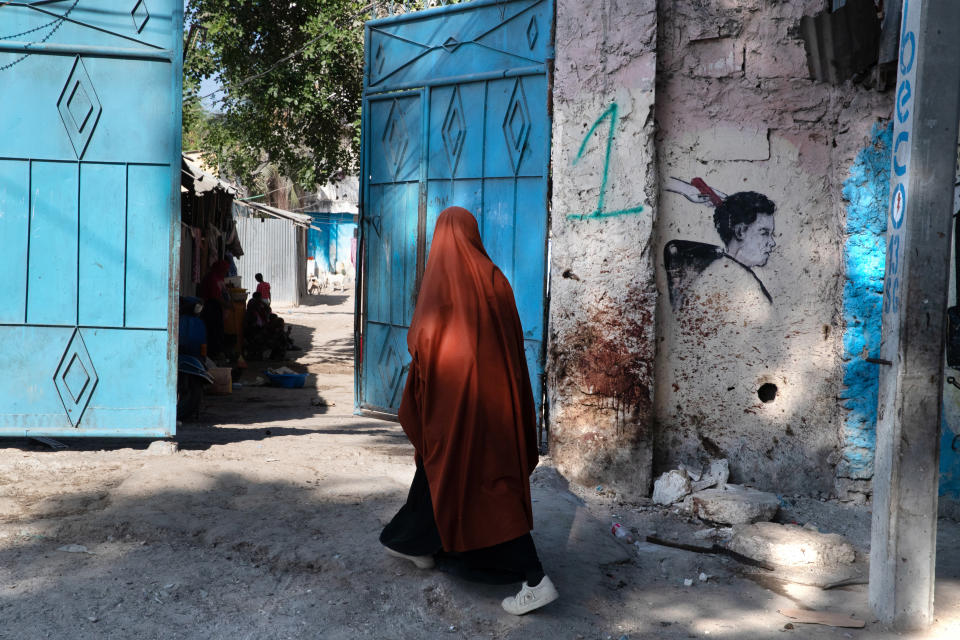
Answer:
[
  {"xmin": 501, "ymin": 575, "xmax": 559, "ymax": 615},
  {"xmin": 385, "ymin": 546, "xmax": 435, "ymax": 569}
]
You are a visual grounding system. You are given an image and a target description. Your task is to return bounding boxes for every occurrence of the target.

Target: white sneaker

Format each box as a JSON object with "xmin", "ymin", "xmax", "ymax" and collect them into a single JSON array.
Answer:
[
  {"xmin": 501, "ymin": 575, "xmax": 559, "ymax": 615},
  {"xmin": 385, "ymin": 546, "xmax": 435, "ymax": 569}
]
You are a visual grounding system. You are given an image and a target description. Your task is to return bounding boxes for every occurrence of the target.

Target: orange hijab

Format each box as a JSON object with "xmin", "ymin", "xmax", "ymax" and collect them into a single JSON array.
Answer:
[{"xmin": 399, "ymin": 207, "xmax": 539, "ymax": 552}]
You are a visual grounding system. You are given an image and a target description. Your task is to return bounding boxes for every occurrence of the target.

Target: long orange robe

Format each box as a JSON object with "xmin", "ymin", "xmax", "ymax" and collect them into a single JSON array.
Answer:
[{"xmin": 398, "ymin": 207, "xmax": 539, "ymax": 552}]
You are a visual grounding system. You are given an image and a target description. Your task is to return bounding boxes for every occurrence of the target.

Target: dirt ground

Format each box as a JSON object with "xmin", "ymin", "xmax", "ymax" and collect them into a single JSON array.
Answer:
[{"xmin": 1, "ymin": 292, "xmax": 959, "ymax": 639}]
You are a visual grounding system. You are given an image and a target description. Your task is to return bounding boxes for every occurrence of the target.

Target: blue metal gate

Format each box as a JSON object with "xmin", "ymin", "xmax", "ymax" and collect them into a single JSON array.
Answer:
[
  {"xmin": 0, "ymin": 2, "xmax": 183, "ymax": 437},
  {"xmin": 356, "ymin": 0, "xmax": 553, "ymax": 419}
]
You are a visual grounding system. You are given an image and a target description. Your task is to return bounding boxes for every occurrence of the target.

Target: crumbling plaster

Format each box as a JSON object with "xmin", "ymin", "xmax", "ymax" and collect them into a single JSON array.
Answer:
[
  {"xmin": 651, "ymin": 0, "xmax": 891, "ymax": 496},
  {"xmin": 547, "ymin": 0, "xmax": 658, "ymax": 494}
]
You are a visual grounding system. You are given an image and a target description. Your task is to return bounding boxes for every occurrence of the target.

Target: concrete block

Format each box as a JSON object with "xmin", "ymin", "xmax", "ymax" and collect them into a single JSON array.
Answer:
[
  {"xmin": 688, "ymin": 484, "xmax": 779, "ymax": 525},
  {"xmin": 727, "ymin": 522, "xmax": 856, "ymax": 568},
  {"xmin": 688, "ymin": 38, "xmax": 743, "ymax": 78},
  {"xmin": 652, "ymin": 469, "xmax": 692, "ymax": 505},
  {"xmin": 692, "ymin": 459, "xmax": 730, "ymax": 492}
]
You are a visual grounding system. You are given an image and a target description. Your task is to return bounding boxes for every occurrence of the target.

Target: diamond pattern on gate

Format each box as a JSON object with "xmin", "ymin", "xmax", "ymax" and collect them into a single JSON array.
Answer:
[
  {"xmin": 375, "ymin": 42, "xmax": 386, "ymax": 74},
  {"xmin": 442, "ymin": 87, "xmax": 466, "ymax": 175},
  {"xmin": 57, "ymin": 57, "xmax": 102, "ymax": 160},
  {"xmin": 526, "ymin": 16, "xmax": 539, "ymax": 49},
  {"xmin": 131, "ymin": 0, "xmax": 150, "ymax": 33},
  {"xmin": 376, "ymin": 335, "xmax": 406, "ymax": 407},
  {"xmin": 502, "ymin": 78, "xmax": 531, "ymax": 174},
  {"xmin": 53, "ymin": 328, "xmax": 99, "ymax": 427},
  {"xmin": 382, "ymin": 99, "xmax": 410, "ymax": 180},
  {"xmin": 441, "ymin": 37, "xmax": 461, "ymax": 53}
]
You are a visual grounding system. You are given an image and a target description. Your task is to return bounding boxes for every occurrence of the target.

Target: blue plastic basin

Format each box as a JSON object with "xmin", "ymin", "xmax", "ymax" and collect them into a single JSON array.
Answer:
[{"xmin": 265, "ymin": 371, "xmax": 307, "ymax": 388}]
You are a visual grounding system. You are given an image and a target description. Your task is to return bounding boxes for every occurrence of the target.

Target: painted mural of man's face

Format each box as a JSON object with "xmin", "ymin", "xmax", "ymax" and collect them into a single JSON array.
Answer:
[{"xmin": 730, "ymin": 213, "xmax": 776, "ymax": 267}]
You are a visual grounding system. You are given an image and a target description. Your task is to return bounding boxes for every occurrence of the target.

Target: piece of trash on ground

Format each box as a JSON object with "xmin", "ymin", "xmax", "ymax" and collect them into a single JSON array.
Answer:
[
  {"xmin": 611, "ymin": 523, "xmax": 635, "ymax": 543},
  {"xmin": 268, "ymin": 366, "xmax": 297, "ymax": 375},
  {"xmin": 778, "ymin": 608, "xmax": 865, "ymax": 628},
  {"xmin": 57, "ymin": 544, "xmax": 92, "ymax": 554}
]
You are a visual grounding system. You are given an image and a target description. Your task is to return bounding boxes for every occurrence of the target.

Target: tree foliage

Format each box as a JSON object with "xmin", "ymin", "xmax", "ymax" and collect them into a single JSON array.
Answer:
[{"xmin": 184, "ymin": 0, "xmax": 366, "ymax": 187}]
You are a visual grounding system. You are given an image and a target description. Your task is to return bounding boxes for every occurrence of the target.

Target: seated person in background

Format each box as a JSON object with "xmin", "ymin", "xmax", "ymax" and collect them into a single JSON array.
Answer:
[
  {"xmin": 244, "ymin": 292, "xmax": 288, "ymax": 361},
  {"xmin": 255, "ymin": 273, "xmax": 272, "ymax": 305}
]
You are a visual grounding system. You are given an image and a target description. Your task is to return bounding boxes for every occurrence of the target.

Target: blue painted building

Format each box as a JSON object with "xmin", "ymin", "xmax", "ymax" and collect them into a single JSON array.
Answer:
[{"xmin": 307, "ymin": 212, "xmax": 358, "ymax": 275}]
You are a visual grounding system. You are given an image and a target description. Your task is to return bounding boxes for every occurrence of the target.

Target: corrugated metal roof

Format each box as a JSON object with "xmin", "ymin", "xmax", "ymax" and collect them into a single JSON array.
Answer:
[
  {"xmin": 235, "ymin": 200, "xmax": 313, "ymax": 227},
  {"xmin": 799, "ymin": 0, "xmax": 881, "ymax": 84},
  {"xmin": 182, "ymin": 154, "xmax": 238, "ymax": 195}
]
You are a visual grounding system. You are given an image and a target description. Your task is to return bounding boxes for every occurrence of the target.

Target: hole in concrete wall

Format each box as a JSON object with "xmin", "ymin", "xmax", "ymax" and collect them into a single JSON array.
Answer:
[{"xmin": 758, "ymin": 383, "xmax": 778, "ymax": 403}]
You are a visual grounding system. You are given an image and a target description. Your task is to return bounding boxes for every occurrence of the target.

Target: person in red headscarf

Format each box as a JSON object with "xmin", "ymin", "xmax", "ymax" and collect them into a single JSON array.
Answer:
[
  {"xmin": 199, "ymin": 259, "xmax": 230, "ymax": 359},
  {"xmin": 379, "ymin": 207, "xmax": 558, "ymax": 615}
]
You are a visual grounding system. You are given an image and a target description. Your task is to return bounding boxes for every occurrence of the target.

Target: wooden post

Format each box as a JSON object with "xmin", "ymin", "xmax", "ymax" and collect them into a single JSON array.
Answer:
[{"xmin": 870, "ymin": 0, "xmax": 960, "ymax": 629}]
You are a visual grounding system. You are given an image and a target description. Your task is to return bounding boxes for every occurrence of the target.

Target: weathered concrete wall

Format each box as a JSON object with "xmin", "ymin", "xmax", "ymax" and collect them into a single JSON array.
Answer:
[
  {"xmin": 651, "ymin": 0, "xmax": 891, "ymax": 496},
  {"xmin": 547, "ymin": 0, "xmax": 658, "ymax": 495}
]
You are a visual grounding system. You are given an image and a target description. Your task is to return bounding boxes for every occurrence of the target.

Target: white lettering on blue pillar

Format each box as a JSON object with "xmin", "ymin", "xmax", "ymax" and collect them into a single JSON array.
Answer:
[{"xmin": 884, "ymin": 0, "xmax": 919, "ymax": 317}]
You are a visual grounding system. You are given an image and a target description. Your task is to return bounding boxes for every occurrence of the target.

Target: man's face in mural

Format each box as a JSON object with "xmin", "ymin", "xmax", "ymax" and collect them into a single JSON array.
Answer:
[{"xmin": 730, "ymin": 213, "xmax": 776, "ymax": 267}]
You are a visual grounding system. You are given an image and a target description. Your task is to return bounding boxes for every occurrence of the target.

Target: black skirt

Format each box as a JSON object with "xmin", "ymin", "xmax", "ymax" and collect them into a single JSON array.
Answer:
[{"xmin": 380, "ymin": 462, "xmax": 545, "ymax": 585}]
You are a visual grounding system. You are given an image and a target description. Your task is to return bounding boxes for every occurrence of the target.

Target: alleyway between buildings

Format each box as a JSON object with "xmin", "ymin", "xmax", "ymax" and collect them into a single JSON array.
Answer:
[{"xmin": 1, "ymin": 294, "xmax": 959, "ymax": 639}]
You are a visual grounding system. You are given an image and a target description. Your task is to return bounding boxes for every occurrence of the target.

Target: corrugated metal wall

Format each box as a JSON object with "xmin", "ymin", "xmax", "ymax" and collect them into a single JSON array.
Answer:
[{"xmin": 235, "ymin": 216, "xmax": 301, "ymax": 306}]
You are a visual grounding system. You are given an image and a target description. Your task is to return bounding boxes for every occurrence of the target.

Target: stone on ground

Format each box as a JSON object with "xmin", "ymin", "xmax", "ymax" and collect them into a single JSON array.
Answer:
[
  {"xmin": 652, "ymin": 469, "xmax": 692, "ymax": 505},
  {"xmin": 727, "ymin": 522, "xmax": 856, "ymax": 568},
  {"xmin": 687, "ymin": 484, "xmax": 779, "ymax": 525},
  {"xmin": 691, "ymin": 459, "xmax": 730, "ymax": 492},
  {"xmin": 146, "ymin": 440, "xmax": 179, "ymax": 455}
]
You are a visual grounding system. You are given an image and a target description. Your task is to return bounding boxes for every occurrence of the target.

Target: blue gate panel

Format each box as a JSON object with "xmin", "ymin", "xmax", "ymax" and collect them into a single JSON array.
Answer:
[
  {"xmin": 367, "ymin": 0, "xmax": 552, "ymax": 91},
  {"xmin": 125, "ymin": 164, "xmax": 173, "ymax": 329},
  {"xmin": 364, "ymin": 91, "xmax": 422, "ymax": 411},
  {"xmin": 0, "ymin": 57, "xmax": 173, "ymax": 166},
  {"xmin": 484, "ymin": 76, "xmax": 547, "ymax": 178},
  {"xmin": 79, "ymin": 328, "xmax": 173, "ymax": 432},
  {"xmin": 369, "ymin": 96, "xmax": 421, "ymax": 184},
  {"xmin": 359, "ymin": 0, "xmax": 552, "ymax": 420},
  {"xmin": 514, "ymin": 177, "xmax": 548, "ymax": 341},
  {"xmin": 2, "ymin": 4, "xmax": 176, "ymax": 51},
  {"xmin": 0, "ymin": 3, "xmax": 177, "ymax": 163},
  {"xmin": 428, "ymin": 83, "xmax": 485, "ymax": 180},
  {"xmin": 0, "ymin": 326, "xmax": 172, "ymax": 435},
  {"xmin": 0, "ymin": 55, "xmax": 78, "ymax": 161},
  {"xmin": 0, "ymin": 1, "xmax": 182, "ymax": 437},
  {"xmin": 363, "ymin": 323, "xmax": 412, "ymax": 410},
  {"xmin": 425, "ymin": 179, "xmax": 484, "ymax": 259},
  {"xmin": 79, "ymin": 164, "xmax": 127, "ymax": 327},
  {"xmin": 0, "ymin": 160, "xmax": 29, "ymax": 324},
  {"xmin": 77, "ymin": 57, "xmax": 175, "ymax": 165},
  {"xmin": 0, "ymin": 327, "xmax": 73, "ymax": 428},
  {"xmin": 28, "ymin": 161, "xmax": 79, "ymax": 326},
  {"xmin": 366, "ymin": 183, "xmax": 419, "ymax": 326}
]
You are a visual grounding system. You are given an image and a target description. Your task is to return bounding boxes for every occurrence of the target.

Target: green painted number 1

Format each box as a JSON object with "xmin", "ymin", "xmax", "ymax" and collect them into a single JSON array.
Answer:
[{"xmin": 567, "ymin": 103, "xmax": 644, "ymax": 220}]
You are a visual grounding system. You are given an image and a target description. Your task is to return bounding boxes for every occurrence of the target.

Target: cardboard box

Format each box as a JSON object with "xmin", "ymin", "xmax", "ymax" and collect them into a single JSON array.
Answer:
[{"xmin": 209, "ymin": 367, "xmax": 232, "ymax": 395}]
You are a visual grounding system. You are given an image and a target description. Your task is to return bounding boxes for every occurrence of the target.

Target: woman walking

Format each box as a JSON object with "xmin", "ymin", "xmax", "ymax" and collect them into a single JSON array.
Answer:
[{"xmin": 380, "ymin": 206, "xmax": 558, "ymax": 615}]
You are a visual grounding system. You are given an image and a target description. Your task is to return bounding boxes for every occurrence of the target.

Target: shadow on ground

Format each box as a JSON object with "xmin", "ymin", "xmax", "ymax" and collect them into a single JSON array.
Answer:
[{"xmin": 3, "ymin": 462, "xmax": 920, "ymax": 640}]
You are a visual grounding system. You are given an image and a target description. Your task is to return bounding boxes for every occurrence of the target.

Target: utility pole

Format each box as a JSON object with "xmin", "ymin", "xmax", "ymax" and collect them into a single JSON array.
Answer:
[{"xmin": 870, "ymin": 0, "xmax": 960, "ymax": 630}]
